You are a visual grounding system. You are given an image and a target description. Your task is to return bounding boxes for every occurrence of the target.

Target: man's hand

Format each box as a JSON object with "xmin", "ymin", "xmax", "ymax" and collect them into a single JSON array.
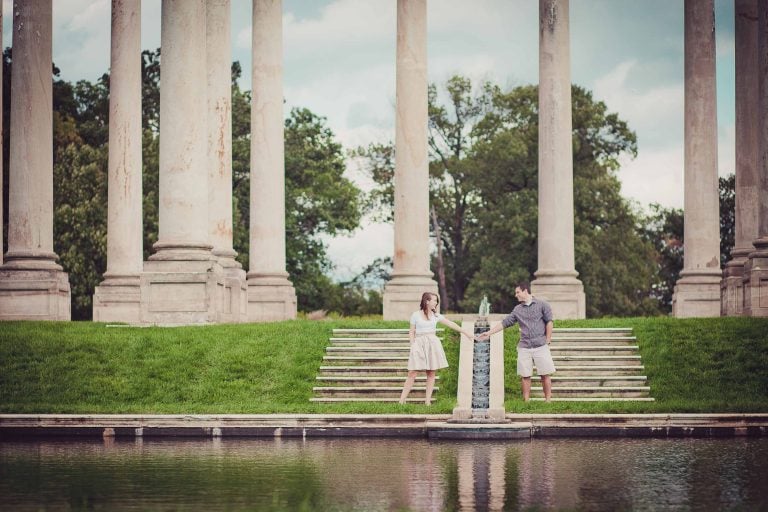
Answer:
[{"xmin": 476, "ymin": 331, "xmax": 491, "ymax": 341}]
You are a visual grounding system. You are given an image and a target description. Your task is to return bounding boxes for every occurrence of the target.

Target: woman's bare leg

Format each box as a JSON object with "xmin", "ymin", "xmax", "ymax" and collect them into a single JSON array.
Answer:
[
  {"xmin": 424, "ymin": 370, "xmax": 436, "ymax": 405},
  {"xmin": 399, "ymin": 371, "xmax": 418, "ymax": 404}
]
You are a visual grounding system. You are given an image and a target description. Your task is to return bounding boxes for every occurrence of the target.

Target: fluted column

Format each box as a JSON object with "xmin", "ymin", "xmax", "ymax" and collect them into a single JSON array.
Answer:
[
  {"xmin": 382, "ymin": 0, "xmax": 438, "ymax": 320},
  {"xmin": 743, "ymin": 0, "xmax": 768, "ymax": 317},
  {"xmin": 673, "ymin": 0, "xmax": 722, "ymax": 317},
  {"xmin": 207, "ymin": 0, "xmax": 246, "ymax": 322},
  {"xmin": 723, "ymin": 0, "xmax": 759, "ymax": 316},
  {"xmin": 247, "ymin": 0, "xmax": 297, "ymax": 321},
  {"xmin": 139, "ymin": 0, "xmax": 225, "ymax": 325},
  {"xmin": 531, "ymin": 0, "xmax": 585, "ymax": 319},
  {"xmin": 93, "ymin": 0, "xmax": 143, "ymax": 323},
  {"xmin": 0, "ymin": 0, "xmax": 70, "ymax": 320}
]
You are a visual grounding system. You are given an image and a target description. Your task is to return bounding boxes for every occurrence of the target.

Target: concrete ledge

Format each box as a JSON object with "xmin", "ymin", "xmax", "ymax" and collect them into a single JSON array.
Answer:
[{"xmin": 1, "ymin": 413, "xmax": 766, "ymax": 439}]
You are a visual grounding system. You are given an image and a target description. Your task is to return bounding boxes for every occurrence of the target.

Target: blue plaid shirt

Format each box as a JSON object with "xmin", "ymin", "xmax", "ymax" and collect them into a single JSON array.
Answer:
[{"xmin": 501, "ymin": 297, "xmax": 553, "ymax": 349}]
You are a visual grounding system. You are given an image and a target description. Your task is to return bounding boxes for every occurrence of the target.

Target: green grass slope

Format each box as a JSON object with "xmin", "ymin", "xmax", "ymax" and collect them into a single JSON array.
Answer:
[{"xmin": 0, "ymin": 317, "xmax": 766, "ymax": 414}]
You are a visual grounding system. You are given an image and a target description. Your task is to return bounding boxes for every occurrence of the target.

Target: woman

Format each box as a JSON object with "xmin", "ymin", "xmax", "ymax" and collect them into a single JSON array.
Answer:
[{"xmin": 399, "ymin": 292, "xmax": 475, "ymax": 405}]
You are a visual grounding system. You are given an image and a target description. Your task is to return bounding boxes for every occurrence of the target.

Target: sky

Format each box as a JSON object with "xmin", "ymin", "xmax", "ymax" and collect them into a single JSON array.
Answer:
[{"xmin": 2, "ymin": 0, "xmax": 737, "ymax": 281}]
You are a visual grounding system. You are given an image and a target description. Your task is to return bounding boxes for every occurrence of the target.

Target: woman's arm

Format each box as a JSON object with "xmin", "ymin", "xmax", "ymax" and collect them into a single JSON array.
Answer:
[{"xmin": 438, "ymin": 317, "xmax": 475, "ymax": 341}]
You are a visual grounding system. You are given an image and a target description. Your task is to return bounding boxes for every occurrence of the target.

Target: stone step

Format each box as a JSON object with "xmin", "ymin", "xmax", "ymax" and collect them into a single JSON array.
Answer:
[
  {"xmin": 532, "ymin": 376, "xmax": 647, "ymax": 387},
  {"xmin": 316, "ymin": 376, "xmax": 439, "ymax": 385},
  {"xmin": 323, "ymin": 356, "xmax": 410, "ymax": 365},
  {"xmin": 330, "ymin": 337, "xmax": 412, "ymax": 343},
  {"xmin": 327, "ymin": 346, "xmax": 411, "ymax": 353},
  {"xmin": 310, "ymin": 397, "xmax": 428, "ymax": 402},
  {"xmin": 552, "ymin": 328, "xmax": 632, "ymax": 334},
  {"xmin": 318, "ymin": 365, "xmax": 409, "ymax": 374},
  {"xmin": 549, "ymin": 346, "xmax": 640, "ymax": 356},
  {"xmin": 552, "ymin": 355, "xmax": 642, "ymax": 365},
  {"xmin": 332, "ymin": 329, "xmax": 443, "ymax": 337},
  {"xmin": 535, "ymin": 365, "xmax": 646, "ymax": 376},
  {"xmin": 313, "ymin": 386, "xmax": 436, "ymax": 398},
  {"xmin": 531, "ymin": 386, "xmax": 651, "ymax": 398},
  {"xmin": 550, "ymin": 338, "xmax": 637, "ymax": 346},
  {"xmin": 528, "ymin": 397, "xmax": 656, "ymax": 402},
  {"xmin": 552, "ymin": 335, "xmax": 636, "ymax": 340}
]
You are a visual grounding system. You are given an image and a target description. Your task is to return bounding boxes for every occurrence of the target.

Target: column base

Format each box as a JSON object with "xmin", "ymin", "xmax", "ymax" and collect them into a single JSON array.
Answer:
[
  {"xmin": 672, "ymin": 270, "xmax": 722, "ymax": 318},
  {"xmin": 382, "ymin": 274, "xmax": 438, "ymax": 320},
  {"xmin": 721, "ymin": 255, "xmax": 747, "ymax": 316},
  {"xmin": 140, "ymin": 250, "xmax": 226, "ymax": 325},
  {"xmin": 531, "ymin": 271, "xmax": 585, "ymax": 319},
  {"xmin": 0, "ymin": 267, "xmax": 71, "ymax": 320},
  {"xmin": 221, "ymin": 266, "xmax": 248, "ymax": 323},
  {"xmin": 743, "ymin": 241, "xmax": 768, "ymax": 317},
  {"xmin": 93, "ymin": 274, "xmax": 141, "ymax": 323},
  {"xmin": 246, "ymin": 273, "xmax": 297, "ymax": 322}
]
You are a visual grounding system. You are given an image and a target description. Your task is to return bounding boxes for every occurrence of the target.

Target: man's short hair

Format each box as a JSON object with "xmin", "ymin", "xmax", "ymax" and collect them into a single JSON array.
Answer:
[{"xmin": 516, "ymin": 281, "xmax": 531, "ymax": 293}]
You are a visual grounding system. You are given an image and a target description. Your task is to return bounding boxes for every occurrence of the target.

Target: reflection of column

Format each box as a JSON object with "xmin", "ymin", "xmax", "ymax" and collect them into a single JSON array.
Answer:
[
  {"xmin": 207, "ymin": 0, "xmax": 247, "ymax": 323},
  {"xmin": 93, "ymin": 0, "xmax": 143, "ymax": 323},
  {"xmin": 139, "ymin": 0, "xmax": 225, "ymax": 325},
  {"xmin": 457, "ymin": 446, "xmax": 476, "ymax": 511},
  {"xmin": 247, "ymin": 0, "xmax": 297, "ymax": 321},
  {"xmin": 488, "ymin": 445, "xmax": 506, "ymax": 512},
  {"xmin": 672, "ymin": 0, "xmax": 722, "ymax": 317},
  {"xmin": 744, "ymin": 0, "xmax": 768, "ymax": 317},
  {"xmin": 0, "ymin": 0, "xmax": 3, "ymax": 267},
  {"xmin": 0, "ymin": 0, "xmax": 71, "ymax": 320},
  {"xmin": 531, "ymin": 0, "xmax": 585, "ymax": 319},
  {"xmin": 383, "ymin": 0, "xmax": 438, "ymax": 320},
  {"xmin": 723, "ymin": 0, "xmax": 759, "ymax": 316},
  {"xmin": 518, "ymin": 442, "xmax": 556, "ymax": 509}
]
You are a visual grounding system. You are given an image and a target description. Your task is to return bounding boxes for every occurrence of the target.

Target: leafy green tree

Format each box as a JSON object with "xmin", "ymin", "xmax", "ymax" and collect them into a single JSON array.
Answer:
[
  {"xmin": 719, "ymin": 173, "xmax": 735, "ymax": 266},
  {"xmin": 361, "ymin": 76, "xmax": 662, "ymax": 316}
]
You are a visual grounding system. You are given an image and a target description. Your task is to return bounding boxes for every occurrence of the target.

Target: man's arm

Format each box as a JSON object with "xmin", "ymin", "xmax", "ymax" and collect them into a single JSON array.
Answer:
[
  {"xmin": 545, "ymin": 320, "xmax": 553, "ymax": 344},
  {"xmin": 477, "ymin": 312, "xmax": 515, "ymax": 340}
]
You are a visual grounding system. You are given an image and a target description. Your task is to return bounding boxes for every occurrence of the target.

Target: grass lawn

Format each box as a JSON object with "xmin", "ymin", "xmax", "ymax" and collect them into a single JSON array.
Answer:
[{"xmin": 0, "ymin": 316, "xmax": 766, "ymax": 414}]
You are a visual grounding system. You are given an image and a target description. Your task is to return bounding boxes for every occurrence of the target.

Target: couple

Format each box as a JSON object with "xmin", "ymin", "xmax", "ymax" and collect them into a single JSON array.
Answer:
[{"xmin": 398, "ymin": 282, "xmax": 555, "ymax": 405}]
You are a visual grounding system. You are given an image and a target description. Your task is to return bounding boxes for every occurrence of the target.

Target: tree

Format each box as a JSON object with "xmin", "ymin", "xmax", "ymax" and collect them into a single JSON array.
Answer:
[{"xmin": 360, "ymin": 76, "xmax": 662, "ymax": 316}]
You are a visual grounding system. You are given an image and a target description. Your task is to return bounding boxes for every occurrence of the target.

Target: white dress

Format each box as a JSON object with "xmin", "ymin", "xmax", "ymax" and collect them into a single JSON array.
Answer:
[{"xmin": 407, "ymin": 310, "xmax": 449, "ymax": 371}]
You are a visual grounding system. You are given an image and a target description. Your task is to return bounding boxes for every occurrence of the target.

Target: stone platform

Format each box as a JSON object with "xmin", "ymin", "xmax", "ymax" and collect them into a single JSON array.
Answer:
[{"xmin": 1, "ymin": 414, "xmax": 766, "ymax": 439}]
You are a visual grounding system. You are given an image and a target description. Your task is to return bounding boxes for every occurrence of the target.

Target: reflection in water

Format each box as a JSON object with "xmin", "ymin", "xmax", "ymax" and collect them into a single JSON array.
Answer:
[{"xmin": 1, "ymin": 437, "xmax": 767, "ymax": 511}]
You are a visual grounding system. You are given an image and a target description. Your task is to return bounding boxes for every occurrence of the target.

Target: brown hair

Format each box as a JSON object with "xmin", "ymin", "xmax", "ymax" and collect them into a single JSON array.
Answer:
[
  {"xmin": 420, "ymin": 292, "xmax": 438, "ymax": 314},
  {"xmin": 516, "ymin": 281, "xmax": 531, "ymax": 293}
]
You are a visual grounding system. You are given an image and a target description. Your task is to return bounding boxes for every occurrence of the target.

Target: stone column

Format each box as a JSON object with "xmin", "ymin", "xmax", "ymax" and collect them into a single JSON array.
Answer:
[
  {"xmin": 139, "ymin": 0, "xmax": 225, "ymax": 325},
  {"xmin": 531, "ymin": 0, "xmax": 585, "ymax": 319},
  {"xmin": 0, "ymin": 0, "xmax": 70, "ymax": 320},
  {"xmin": 743, "ymin": 0, "xmax": 768, "ymax": 317},
  {"xmin": 93, "ymin": 0, "xmax": 143, "ymax": 323},
  {"xmin": 723, "ymin": 0, "xmax": 759, "ymax": 316},
  {"xmin": 247, "ymin": 0, "xmax": 297, "ymax": 321},
  {"xmin": 672, "ymin": 0, "xmax": 722, "ymax": 317},
  {"xmin": 207, "ymin": 0, "xmax": 246, "ymax": 323},
  {"xmin": 382, "ymin": 0, "xmax": 438, "ymax": 320}
]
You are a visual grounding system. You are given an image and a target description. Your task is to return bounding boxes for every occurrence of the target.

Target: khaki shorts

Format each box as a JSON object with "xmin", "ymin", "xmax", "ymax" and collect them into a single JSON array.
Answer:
[{"xmin": 517, "ymin": 344, "xmax": 556, "ymax": 377}]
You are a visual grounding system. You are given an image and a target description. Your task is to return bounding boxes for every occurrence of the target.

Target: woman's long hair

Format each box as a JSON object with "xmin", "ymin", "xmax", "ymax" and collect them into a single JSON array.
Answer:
[{"xmin": 419, "ymin": 292, "xmax": 438, "ymax": 315}]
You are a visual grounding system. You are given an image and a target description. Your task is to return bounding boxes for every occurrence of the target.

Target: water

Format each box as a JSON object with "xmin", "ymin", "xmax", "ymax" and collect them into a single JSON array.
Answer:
[{"xmin": 1, "ymin": 437, "xmax": 767, "ymax": 511}]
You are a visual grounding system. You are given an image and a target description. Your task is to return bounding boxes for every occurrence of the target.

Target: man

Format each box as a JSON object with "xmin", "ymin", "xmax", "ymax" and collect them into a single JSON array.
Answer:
[{"xmin": 476, "ymin": 281, "xmax": 556, "ymax": 401}]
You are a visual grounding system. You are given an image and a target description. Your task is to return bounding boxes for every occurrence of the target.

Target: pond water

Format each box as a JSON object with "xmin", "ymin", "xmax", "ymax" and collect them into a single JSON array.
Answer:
[{"xmin": 1, "ymin": 437, "xmax": 767, "ymax": 511}]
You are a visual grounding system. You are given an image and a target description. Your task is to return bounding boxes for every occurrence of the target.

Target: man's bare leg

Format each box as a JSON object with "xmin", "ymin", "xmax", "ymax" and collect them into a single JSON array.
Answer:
[
  {"xmin": 521, "ymin": 376, "xmax": 532, "ymax": 401},
  {"xmin": 541, "ymin": 374, "xmax": 552, "ymax": 402}
]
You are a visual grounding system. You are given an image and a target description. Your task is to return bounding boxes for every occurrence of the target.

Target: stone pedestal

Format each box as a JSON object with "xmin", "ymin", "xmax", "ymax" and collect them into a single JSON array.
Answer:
[
  {"xmin": 247, "ymin": 274, "xmax": 297, "ymax": 322},
  {"xmin": 531, "ymin": 272, "xmax": 586, "ymax": 320},
  {"xmin": 743, "ymin": 241, "xmax": 768, "ymax": 317},
  {"xmin": 673, "ymin": 271, "xmax": 722, "ymax": 317},
  {"xmin": 452, "ymin": 320, "xmax": 505, "ymax": 422},
  {"xmin": 220, "ymin": 260, "xmax": 247, "ymax": 323},
  {"xmin": 93, "ymin": 275, "xmax": 141, "ymax": 323},
  {"xmin": 383, "ymin": 276, "xmax": 438, "ymax": 321},
  {"xmin": 140, "ymin": 246, "xmax": 226, "ymax": 325},
  {"xmin": 0, "ymin": 267, "xmax": 70, "ymax": 320}
]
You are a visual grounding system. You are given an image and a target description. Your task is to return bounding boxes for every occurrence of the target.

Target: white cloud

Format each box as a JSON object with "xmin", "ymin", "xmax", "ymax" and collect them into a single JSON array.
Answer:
[
  {"xmin": 618, "ymin": 147, "xmax": 684, "ymax": 210},
  {"xmin": 323, "ymin": 221, "xmax": 393, "ymax": 282}
]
